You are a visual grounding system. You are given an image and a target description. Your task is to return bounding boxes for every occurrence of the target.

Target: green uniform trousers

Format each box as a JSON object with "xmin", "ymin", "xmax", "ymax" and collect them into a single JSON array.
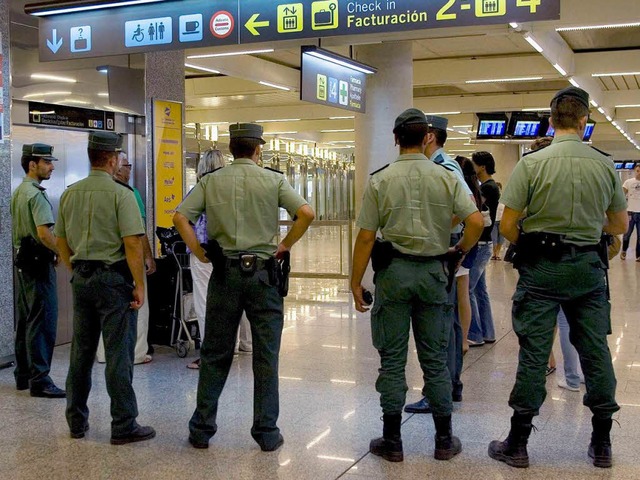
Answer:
[
  {"xmin": 189, "ymin": 264, "xmax": 284, "ymax": 450},
  {"xmin": 509, "ymin": 250, "xmax": 619, "ymax": 419},
  {"xmin": 66, "ymin": 266, "xmax": 139, "ymax": 436},
  {"xmin": 372, "ymin": 257, "xmax": 453, "ymax": 416}
]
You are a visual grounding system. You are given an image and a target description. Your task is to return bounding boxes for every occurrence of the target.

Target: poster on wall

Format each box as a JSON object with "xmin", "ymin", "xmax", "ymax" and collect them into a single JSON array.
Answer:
[{"xmin": 153, "ymin": 99, "xmax": 183, "ymax": 228}]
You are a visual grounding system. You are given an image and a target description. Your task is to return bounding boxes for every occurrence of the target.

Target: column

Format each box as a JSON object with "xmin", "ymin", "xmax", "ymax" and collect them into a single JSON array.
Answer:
[
  {"xmin": 143, "ymin": 50, "xmax": 185, "ymax": 245},
  {"xmin": 353, "ymin": 41, "xmax": 414, "ymax": 212},
  {"xmin": 0, "ymin": 0, "xmax": 14, "ymax": 360}
]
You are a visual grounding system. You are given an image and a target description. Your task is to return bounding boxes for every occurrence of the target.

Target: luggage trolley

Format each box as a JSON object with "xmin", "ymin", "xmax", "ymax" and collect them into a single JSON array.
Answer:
[{"xmin": 168, "ymin": 241, "xmax": 200, "ymax": 358}]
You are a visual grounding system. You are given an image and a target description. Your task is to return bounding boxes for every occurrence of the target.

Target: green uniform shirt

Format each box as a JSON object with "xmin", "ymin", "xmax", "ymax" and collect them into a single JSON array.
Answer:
[
  {"xmin": 357, "ymin": 153, "xmax": 478, "ymax": 256},
  {"xmin": 11, "ymin": 177, "xmax": 55, "ymax": 249},
  {"xmin": 501, "ymin": 134, "xmax": 627, "ymax": 246},
  {"xmin": 177, "ymin": 158, "xmax": 308, "ymax": 259},
  {"xmin": 54, "ymin": 170, "xmax": 145, "ymax": 264}
]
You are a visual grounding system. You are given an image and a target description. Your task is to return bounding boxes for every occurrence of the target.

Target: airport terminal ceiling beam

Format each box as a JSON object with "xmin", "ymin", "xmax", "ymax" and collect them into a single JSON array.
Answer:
[
  {"xmin": 186, "ymin": 104, "xmax": 344, "ymax": 124},
  {"xmin": 575, "ymin": 51, "xmax": 640, "ymax": 77},
  {"xmin": 550, "ymin": 0, "xmax": 640, "ymax": 28},
  {"xmin": 412, "ymin": 92, "xmax": 556, "ymax": 114}
]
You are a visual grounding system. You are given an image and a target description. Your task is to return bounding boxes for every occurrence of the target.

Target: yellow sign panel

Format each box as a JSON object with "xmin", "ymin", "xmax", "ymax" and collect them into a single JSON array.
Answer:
[
  {"xmin": 311, "ymin": 0, "xmax": 338, "ymax": 30},
  {"xmin": 278, "ymin": 3, "xmax": 304, "ymax": 33},
  {"xmin": 153, "ymin": 99, "xmax": 183, "ymax": 229}
]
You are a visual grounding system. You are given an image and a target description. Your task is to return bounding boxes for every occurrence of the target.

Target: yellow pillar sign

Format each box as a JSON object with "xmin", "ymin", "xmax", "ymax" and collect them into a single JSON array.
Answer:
[{"xmin": 153, "ymin": 99, "xmax": 183, "ymax": 228}]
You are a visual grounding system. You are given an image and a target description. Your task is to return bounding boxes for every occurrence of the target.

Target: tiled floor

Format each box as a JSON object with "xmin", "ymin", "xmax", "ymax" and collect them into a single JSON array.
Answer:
[{"xmin": 1, "ymin": 252, "xmax": 639, "ymax": 479}]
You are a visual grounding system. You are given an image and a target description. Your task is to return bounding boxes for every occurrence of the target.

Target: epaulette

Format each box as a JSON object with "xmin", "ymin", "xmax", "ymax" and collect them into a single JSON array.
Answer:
[
  {"xmin": 435, "ymin": 162, "xmax": 454, "ymax": 173},
  {"xmin": 370, "ymin": 164, "xmax": 389, "ymax": 175},
  {"xmin": 34, "ymin": 184, "xmax": 46, "ymax": 191},
  {"xmin": 264, "ymin": 167, "xmax": 283, "ymax": 174},
  {"xmin": 590, "ymin": 146, "xmax": 611, "ymax": 157},
  {"xmin": 114, "ymin": 179, "xmax": 134, "ymax": 192},
  {"xmin": 199, "ymin": 167, "xmax": 224, "ymax": 179}
]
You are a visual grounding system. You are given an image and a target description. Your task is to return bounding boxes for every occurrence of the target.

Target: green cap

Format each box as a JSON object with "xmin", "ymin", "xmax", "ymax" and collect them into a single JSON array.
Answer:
[
  {"xmin": 22, "ymin": 143, "xmax": 57, "ymax": 161},
  {"xmin": 229, "ymin": 123, "xmax": 266, "ymax": 144},
  {"xmin": 425, "ymin": 115, "xmax": 448, "ymax": 131},
  {"xmin": 393, "ymin": 108, "xmax": 428, "ymax": 134},
  {"xmin": 88, "ymin": 131, "xmax": 123, "ymax": 152},
  {"xmin": 551, "ymin": 86, "xmax": 590, "ymax": 109}
]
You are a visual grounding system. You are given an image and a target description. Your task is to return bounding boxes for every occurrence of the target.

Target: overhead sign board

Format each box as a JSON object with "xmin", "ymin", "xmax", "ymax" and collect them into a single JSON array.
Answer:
[
  {"xmin": 37, "ymin": 0, "xmax": 560, "ymax": 61},
  {"xmin": 28, "ymin": 102, "xmax": 116, "ymax": 131},
  {"xmin": 301, "ymin": 48, "xmax": 368, "ymax": 113}
]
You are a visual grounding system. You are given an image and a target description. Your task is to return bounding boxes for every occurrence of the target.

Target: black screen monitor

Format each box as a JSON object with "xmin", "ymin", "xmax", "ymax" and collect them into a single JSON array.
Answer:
[
  {"xmin": 583, "ymin": 121, "xmax": 596, "ymax": 141},
  {"xmin": 539, "ymin": 116, "xmax": 554, "ymax": 137},
  {"xmin": 476, "ymin": 113, "xmax": 508, "ymax": 139},
  {"xmin": 508, "ymin": 113, "xmax": 541, "ymax": 138}
]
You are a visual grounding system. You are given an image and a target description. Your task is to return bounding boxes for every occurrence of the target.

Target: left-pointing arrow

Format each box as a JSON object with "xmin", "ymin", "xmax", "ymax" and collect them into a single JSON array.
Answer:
[
  {"xmin": 46, "ymin": 29, "xmax": 63, "ymax": 54},
  {"xmin": 245, "ymin": 13, "xmax": 270, "ymax": 36}
]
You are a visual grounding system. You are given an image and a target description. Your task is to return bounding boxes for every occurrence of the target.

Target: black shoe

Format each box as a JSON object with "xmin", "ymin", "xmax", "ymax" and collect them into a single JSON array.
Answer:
[
  {"xmin": 588, "ymin": 441, "xmax": 612, "ymax": 468},
  {"xmin": 16, "ymin": 380, "xmax": 29, "ymax": 391},
  {"xmin": 30, "ymin": 384, "xmax": 66, "ymax": 398},
  {"xmin": 452, "ymin": 392, "xmax": 462, "ymax": 403},
  {"xmin": 370, "ymin": 436, "xmax": 403, "ymax": 462},
  {"xmin": 404, "ymin": 397, "xmax": 432, "ymax": 414},
  {"xmin": 189, "ymin": 436, "xmax": 209, "ymax": 449},
  {"xmin": 110, "ymin": 425, "xmax": 156, "ymax": 445},
  {"xmin": 259, "ymin": 433, "xmax": 284, "ymax": 452},
  {"xmin": 70, "ymin": 425, "xmax": 90, "ymax": 439},
  {"xmin": 434, "ymin": 434, "xmax": 462, "ymax": 460}
]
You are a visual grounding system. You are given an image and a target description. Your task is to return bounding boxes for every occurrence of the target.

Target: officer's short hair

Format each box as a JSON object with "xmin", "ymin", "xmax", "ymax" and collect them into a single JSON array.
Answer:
[
  {"xmin": 20, "ymin": 156, "xmax": 40, "ymax": 174},
  {"xmin": 396, "ymin": 124, "xmax": 429, "ymax": 148},
  {"xmin": 197, "ymin": 149, "xmax": 225, "ymax": 180},
  {"xmin": 431, "ymin": 127, "xmax": 448, "ymax": 147},
  {"xmin": 472, "ymin": 151, "xmax": 496, "ymax": 175},
  {"xmin": 551, "ymin": 96, "xmax": 589, "ymax": 130},
  {"xmin": 229, "ymin": 137, "xmax": 262, "ymax": 159},
  {"xmin": 88, "ymin": 148, "xmax": 116, "ymax": 168}
]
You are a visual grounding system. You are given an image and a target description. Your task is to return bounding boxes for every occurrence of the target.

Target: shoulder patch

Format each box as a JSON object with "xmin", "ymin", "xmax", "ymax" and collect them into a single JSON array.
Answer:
[
  {"xmin": 590, "ymin": 146, "xmax": 611, "ymax": 157},
  {"xmin": 114, "ymin": 179, "xmax": 134, "ymax": 192},
  {"xmin": 264, "ymin": 167, "xmax": 283, "ymax": 174},
  {"xmin": 199, "ymin": 166, "xmax": 224, "ymax": 179},
  {"xmin": 370, "ymin": 164, "xmax": 389, "ymax": 176}
]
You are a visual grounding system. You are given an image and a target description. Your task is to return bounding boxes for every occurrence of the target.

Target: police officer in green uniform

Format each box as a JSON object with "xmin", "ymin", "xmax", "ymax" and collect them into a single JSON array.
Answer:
[
  {"xmin": 351, "ymin": 108, "xmax": 483, "ymax": 462},
  {"xmin": 55, "ymin": 132, "xmax": 155, "ymax": 445},
  {"xmin": 489, "ymin": 87, "xmax": 628, "ymax": 469},
  {"xmin": 11, "ymin": 143, "xmax": 65, "ymax": 398},
  {"xmin": 173, "ymin": 123, "xmax": 314, "ymax": 452}
]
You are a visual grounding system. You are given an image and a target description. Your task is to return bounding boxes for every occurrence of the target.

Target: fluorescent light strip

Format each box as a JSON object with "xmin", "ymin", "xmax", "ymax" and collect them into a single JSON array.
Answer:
[
  {"xmin": 305, "ymin": 51, "xmax": 376, "ymax": 75},
  {"xmin": 568, "ymin": 78, "xmax": 581, "ymax": 88},
  {"xmin": 553, "ymin": 63, "xmax": 567, "ymax": 76},
  {"xmin": 98, "ymin": 92, "xmax": 109, "ymax": 97},
  {"xmin": 509, "ymin": 22, "xmax": 519, "ymax": 29},
  {"xmin": 466, "ymin": 76, "xmax": 543, "ymax": 84},
  {"xmin": 188, "ymin": 49, "xmax": 274, "ymax": 59},
  {"xmin": 185, "ymin": 63, "xmax": 220, "ymax": 74},
  {"xmin": 593, "ymin": 71, "xmax": 640, "ymax": 77},
  {"xmin": 256, "ymin": 118, "xmax": 301, "ymax": 123},
  {"xmin": 590, "ymin": 100, "xmax": 599, "ymax": 108},
  {"xmin": 264, "ymin": 131, "xmax": 298, "ymax": 135},
  {"xmin": 616, "ymin": 104, "xmax": 640, "ymax": 108},
  {"xmin": 448, "ymin": 137, "xmax": 470, "ymax": 140},
  {"xmin": 330, "ymin": 141, "xmax": 355, "ymax": 144},
  {"xmin": 31, "ymin": 73, "xmax": 76, "ymax": 83},
  {"xmin": 452, "ymin": 125, "xmax": 473, "ymax": 128},
  {"xmin": 449, "ymin": 149, "xmax": 475, "ymax": 152},
  {"xmin": 556, "ymin": 22, "xmax": 640, "ymax": 32},
  {"xmin": 321, "ymin": 129, "xmax": 355, "ymax": 133},
  {"xmin": 329, "ymin": 116, "xmax": 355, "ymax": 120},
  {"xmin": 259, "ymin": 81, "xmax": 290, "ymax": 91},
  {"xmin": 626, "ymin": 119, "xmax": 640, "ymax": 122},
  {"xmin": 22, "ymin": 91, "xmax": 71, "ymax": 98},
  {"xmin": 597, "ymin": 107, "xmax": 606, "ymax": 115},
  {"xmin": 424, "ymin": 111, "xmax": 461, "ymax": 115},
  {"xmin": 522, "ymin": 107, "xmax": 550, "ymax": 112},
  {"xmin": 30, "ymin": 0, "xmax": 165, "ymax": 16},
  {"xmin": 524, "ymin": 34, "xmax": 544, "ymax": 53}
]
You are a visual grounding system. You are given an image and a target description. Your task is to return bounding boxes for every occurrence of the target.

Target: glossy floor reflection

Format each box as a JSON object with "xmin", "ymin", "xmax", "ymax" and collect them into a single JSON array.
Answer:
[{"xmin": 1, "ymin": 257, "xmax": 640, "ymax": 479}]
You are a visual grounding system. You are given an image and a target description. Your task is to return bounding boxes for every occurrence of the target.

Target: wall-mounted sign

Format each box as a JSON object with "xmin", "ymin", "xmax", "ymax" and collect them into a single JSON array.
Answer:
[
  {"xmin": 300, "ymin": 47, "xmax": 370, "ymax": 113},
  {"xmin": 36, "ymin": 0, "xmax": 560, "ymax": 61},
  {"xmin": 28, "ymin": 101, "xmax": 116, "ymax": 131},
  {"xmin": 153, "ymin": 99, "xmax": 183, "ymax": 228}
]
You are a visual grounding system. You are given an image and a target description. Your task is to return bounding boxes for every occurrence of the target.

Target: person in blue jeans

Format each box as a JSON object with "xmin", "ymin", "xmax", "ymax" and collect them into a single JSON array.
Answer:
[
  {"xmin": 468, "ymin": 152, "xmax": 499, "ymax": 346},
  {"xmin": 621, "ymin": 164, "xmax": 640, "ymax": 260},
  {"xmin": 557, "ymin": 309, "xmax": 582, "ymax": 391}
]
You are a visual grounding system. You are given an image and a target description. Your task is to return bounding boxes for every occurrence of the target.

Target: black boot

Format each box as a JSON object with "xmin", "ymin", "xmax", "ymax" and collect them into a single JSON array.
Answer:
[
  {"xmin": 488, "ymin": 414, "xmax": 533, "ymax": 468},
  {"xmin": 433, "ymin": 415, "xmax": 462, "ymax": 460},
  {"xmin": 588, "ymin": 417, "xmax": 613, "ymax": 468},
  {"xmin": 369, "ymin": 414, "xmax": 403, "ymax": 462}
]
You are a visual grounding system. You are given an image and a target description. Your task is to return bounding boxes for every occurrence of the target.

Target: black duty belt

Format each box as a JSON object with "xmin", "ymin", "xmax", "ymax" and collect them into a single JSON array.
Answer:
[
  {"xmin": 561, "ymin": 244, "xmax": 600, "ymax": 254},
  {"xmin": 225, "ymin": 256, "xmax": 269, "ymax": 269},
  {"xmin": 391, "ymin": 250, "xmax": 446, "ymax": 263},
  {"xmin": 72, "ymin": 260, "xmax": 129, "ymax": 277}
]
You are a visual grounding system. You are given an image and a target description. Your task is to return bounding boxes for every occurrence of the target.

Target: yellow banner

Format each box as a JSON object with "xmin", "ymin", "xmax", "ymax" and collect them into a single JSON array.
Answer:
[{"xmin": 153, "ymin": 99, "xmax": 183, "ymax": 228}]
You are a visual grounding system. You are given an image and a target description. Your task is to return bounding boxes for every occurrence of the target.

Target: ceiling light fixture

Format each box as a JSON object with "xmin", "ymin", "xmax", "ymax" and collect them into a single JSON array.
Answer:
[
  {"xmin": 256, "ymin": 118, "xmax": 301, "ymax": 123},
  {"xmin": 556, "ymin": 22, "xmax": 640, "ymax": 32},
  {"xmin": 302, "ymin": 46, "xmax": 377, "ymax": 75},
  {"xmin": 522, "ymin": 107, "xmax": 550, "ymax": 112},
  {"xmin": 466, "ymin": 76, "xmax": 543, "ymax": 84},
  {"xmin": 590, "ymin": 100, "xmax": 599, "ymax": 108},
  {"xmin": 187, "ymin": 49, "xmax": 274, "ymax": 59},
  {"xmin": 553, "ymin": 63, "xmax": 567, "ymax": 76},
  {"xmin": 452, "ymin": 125, "xmax": 473, "ymax": 128},
  {"xmin": 509, "ymin": 22, "xmax": 519, "ymax": 29},
  {"xmin": 31, "ymin": 73, "xmax": 77, "ymax": 83},
  {"xmin": 321, "ymin": 129, "xmax": 355, "ymax": 133},
  {"xmin": 264, "ymin": 131, "xmax": 298, "ymax": 135},
  {"xmin": 592, "ymin": 71, "xmax": 640, "ymax": 77},
  {"xmin": 616, "ymin": 104, "xmax": 640, "ymax": 108},
  {"xmin": 568, "ymin": 78, "xmax": 581, "ymax": 88},
  {"xmin": 424, "ymin": 111, "xmax": 461, "ymax": 115},
  {"xmin": 259, "ymin": 81, "xmax": 291, "ymax": 91},
  {"xmin": 185, "ymin": 63, "xmax": 220, "ymax": 74},
  {"xmin": 26, "ymin": 0, "xmax": 166, "ymax": 16},
  {"xmin": 329, "ymin": 116, "xmax": 355, "ymax": 120},
  {"xmin": 597, "ymin": 107, "xmax": 606, "ymax": 115},
  {"xmin": 22, "ymin": 91, "xmax": 71, "ymax": 98},
  {"xmin": 98, "ymin": 92, "xmax": 109, "ymax": 97},
  {"xmin": 523, "ymin": 34, "xmax": 544, "ymax": 53}
]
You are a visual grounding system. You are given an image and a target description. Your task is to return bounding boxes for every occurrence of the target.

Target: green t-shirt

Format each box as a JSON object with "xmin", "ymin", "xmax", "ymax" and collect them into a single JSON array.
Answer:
[
  {"xmin": 54, "ymin": 170, "xmax": 144, "ymax": 264},
  {"xmin": 356, "ymin": 153, "xmax": 478, "ymax": 256},
  {"xmin": 11, "ymin": 177, "xmax": 55, "ymax": 249},
  {"xmin": 177, "ymin": 159, "xmax": 308, "ymax": 259},
  {"xmin": 501, "ymin": 134, "xmax": 627, "ymax": 246}
]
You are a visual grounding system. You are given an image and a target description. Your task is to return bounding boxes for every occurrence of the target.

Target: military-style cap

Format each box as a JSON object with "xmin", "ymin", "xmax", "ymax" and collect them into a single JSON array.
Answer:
[
  {"xmin": 393, "ymin": 108, "xmax": 428, "ymax": 133},
  {"xmin": 551, "ymin": 86, "xmax": 590, "ymax": 109},
  {"xmin": 425, "ymin": 115, "xmax": 449, "ymax": 131},
  {"xmin": 229, "ymin": 123, "xmax": 266, "ymax": 144},
  {"xmin": 88, "ymin": 131, "xmax": 123, "ymax": 152},
  {"xmin": 22, "ymin": 143, "xmax": 57, "ymax": 161}
]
